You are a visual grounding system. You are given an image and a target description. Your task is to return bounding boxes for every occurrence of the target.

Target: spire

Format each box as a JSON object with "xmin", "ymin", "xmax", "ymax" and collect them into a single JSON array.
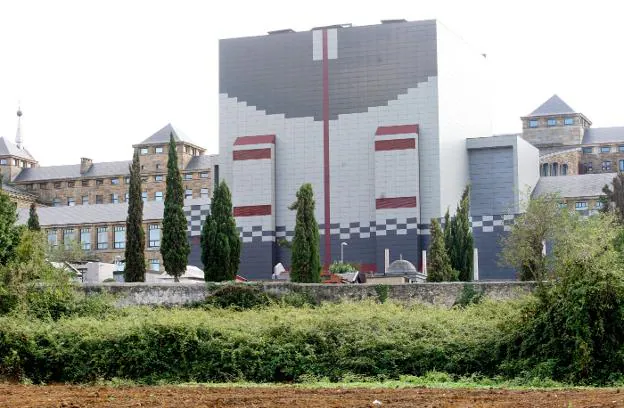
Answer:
[{"xmin": 15, "ymin": 104, "xmax": 23, "ymax": 149}]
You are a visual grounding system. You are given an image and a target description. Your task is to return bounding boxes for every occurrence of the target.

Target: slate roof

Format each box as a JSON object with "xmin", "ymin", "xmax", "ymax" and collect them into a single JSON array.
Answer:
[
  {"xmin": 1, "ymin": 182, "xmax": 37, "ymax": 198},
  {"xmin": 16, "ymin": 197, "xmax": 209, "ymax": 227},
  {"xmin": 582, "ymin": 127, "xmax": 624, "ymax": 145},
  {"xmin": 13, "ymin": 160, "xmax": 131, "ymax": 183},
  {"xmin": 136, "ymin": 123, "xmax": 199, "ymax": 147},
  {"xmin": 527, "ymin": 94, "xmax": 576, "ymax": 117},
  {"xmin": 533, "ymin": 173, "xmax": 615, "ymax": 199},
  {"xmin": 185, "ymin": 154, "xmax": 215, "ymax": 171},
  {"xmin": 0, "ymin": 137, "xmax": 36, "ymax": 161}
]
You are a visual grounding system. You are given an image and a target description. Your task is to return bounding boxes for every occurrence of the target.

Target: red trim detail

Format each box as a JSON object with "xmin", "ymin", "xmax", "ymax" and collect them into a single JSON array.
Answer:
[
  {"xmin": 375, "ymin": 124, "xmax": 419, "ymax": 136},
  {"xmin": 234, "ymin": 134, "xmax": 276, "ymax": 146},
  {"xmin": 376, "ymin": 196, "xmax": 417, "ymax": 209},
  {"xmin": 322, "ymin": 29, "xmax": 331, "ymax": 268},
  {"xmin": 233, "ymin": 205, "xmax": 272, "ymax": 217},
  {"xmin": 375, "ymin": 138, "xmax": 416, "ymax": 151},
  {"xmin": 233, "ymin": 148, "xmax": 271, "ymax": 161},
  {"xmin": 359, "ymin": 263, "xmax": 377, "ymax": 273}
]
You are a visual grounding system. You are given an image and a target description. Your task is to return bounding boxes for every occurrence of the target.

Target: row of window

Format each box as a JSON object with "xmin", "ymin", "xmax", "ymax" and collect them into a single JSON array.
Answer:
[
  {"xmin": 47, "ymin": 224, "xmax": 162, "ymax": 251},
  {"xmin": 541, "ymin": 163, "xmax": 569, "ymax": 177},
  {"xmin": 529, "ymin": 117, "xmax": 575, "ymax": 128},
  {"xmin": 582, "ymin": 146, "xmax": 624, "ymax": 154},
  {"xmin": 582, "ymin": 160, "xmax": 624, "ymax": 173},
  {"xmin": 139, "ymin": 145, "xmax": 201, "ymax": 156},
  {"xmin": 51, "ymin": 188, "xmax": 209, "ymax": 207},
  {"xmin": 34, "ymin": 172, "xmax": 209, "ymax": 190},
  {"xmin": 0, "ymin": 158, "xmax": 35, "ymax": 168},
  {"xmin": 558, "ymin": 201, "xmax": 603, "ymax": 211}
]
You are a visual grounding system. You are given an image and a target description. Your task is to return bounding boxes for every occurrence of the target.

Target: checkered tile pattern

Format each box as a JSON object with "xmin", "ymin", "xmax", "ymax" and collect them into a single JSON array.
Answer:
[
  {"xmin": 184, "ymin": 203, "xmax": 211, "ymax": 237},
  {"xmin": 418, "ymin": 214, "xmax": 519, "ymax": 235}
]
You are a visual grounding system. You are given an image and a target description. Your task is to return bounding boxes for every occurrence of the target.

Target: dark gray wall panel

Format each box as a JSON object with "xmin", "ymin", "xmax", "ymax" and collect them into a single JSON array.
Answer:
[
  {"xmin": 239, "ymin": 241, "xmax": 277, "ymax": 280},
  {"xmin": 473, "ymin": 230, "xmax": 516, "ymax": 280},
  {"xmin": 469, "ymin": 147, "xmax": 515, "ymax": 216}
]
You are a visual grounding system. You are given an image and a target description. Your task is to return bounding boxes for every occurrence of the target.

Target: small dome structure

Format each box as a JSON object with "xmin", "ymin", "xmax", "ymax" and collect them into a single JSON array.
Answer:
[{"xmin": 387, "ymin": 256, "xmax": 417, "ymax": 276}]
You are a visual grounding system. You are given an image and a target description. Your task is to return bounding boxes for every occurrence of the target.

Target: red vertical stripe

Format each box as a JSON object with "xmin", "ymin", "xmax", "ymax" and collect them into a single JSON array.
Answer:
[{"xmin": 322, "ymin": 29, "xmax": 331, "ymax": 268}]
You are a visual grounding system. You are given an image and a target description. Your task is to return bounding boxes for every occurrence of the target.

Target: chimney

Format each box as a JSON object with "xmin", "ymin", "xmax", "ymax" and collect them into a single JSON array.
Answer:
[{"xmin": 80, "ymin": 158, "xmax": 93, "ymax": 174}]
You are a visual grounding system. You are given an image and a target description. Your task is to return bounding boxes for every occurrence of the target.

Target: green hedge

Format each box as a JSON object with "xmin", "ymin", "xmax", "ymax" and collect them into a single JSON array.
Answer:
[{"xmin": 0, "ymin": 300, "xmax": 520, "ymax": 384}]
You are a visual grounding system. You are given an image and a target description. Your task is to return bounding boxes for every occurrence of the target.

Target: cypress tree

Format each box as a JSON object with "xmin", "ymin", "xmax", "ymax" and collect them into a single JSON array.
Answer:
[
  {"xmin": 289, "ymin": 183, "xmax": 321, "ymax": 283},
  {"xmin": 450, "ymin": 186, "xmax": 474, "ymax": 281},
  {"xmin": 201, "ymin": 181, "xmax": 240, "ymax": 281},
  {"xmin": 0, "ymin": 187, "xmax": 19, "ymax": 266},
  {"xmin": 27, "ymin": 202, "xmax": 40, "ymax": 231},
  {"xmin": 161, "ymin": 133, "xmax": 190, "ymax": 282},
  {"xmin": 124, "ymin": 149, "xmax": 146, "ymax": 282},
  {"xmin": 427, "ymin": 218, "xmax": 456, "ymax": 282},
  {"xmin": 443, "ymin": 208, "xmax": 452, "ymax": 258}
]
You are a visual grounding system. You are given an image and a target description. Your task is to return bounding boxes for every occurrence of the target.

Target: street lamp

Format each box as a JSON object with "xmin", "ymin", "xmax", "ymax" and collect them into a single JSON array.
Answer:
[{"xmin": 341, "ymin": 242, "xmax": 348, "ymax": 263}]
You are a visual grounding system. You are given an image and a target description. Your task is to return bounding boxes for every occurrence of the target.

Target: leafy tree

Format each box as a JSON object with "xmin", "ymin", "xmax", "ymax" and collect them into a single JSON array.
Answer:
[
  {"xmin": 47, "ymin": 238, "xmax": 97, "ymax": 263},
  {"xmin": 499, "ymin": 193, "xmax": 567, "ymax": 281},
  {"xmin": 201, "ymin": 181, "xmax": 240, "ymax": 281},
  {"xmin": 0, "ymin": 188, "xmax": 20, "ymax": 266},
  {"xmin": 124, "ymin": 149, "xmax": 146, "ymax": 282},
  {"xmin": 427, "ymin": 218, "xmax": 457, "ymax": 282},
  {"xmin": 289, "ymin": 183, "xmax": 321, "ymax": 283},
  {"xmin": 449, "ymin": 186, "xmax": 473, "ymax": 281},
  {"xmin": 161, "ymin": 133, "xmax": 190, "ymax": 282},
  {"xmin": 27, "ymin": 203, "xmax": 40, "ymax": 231}
]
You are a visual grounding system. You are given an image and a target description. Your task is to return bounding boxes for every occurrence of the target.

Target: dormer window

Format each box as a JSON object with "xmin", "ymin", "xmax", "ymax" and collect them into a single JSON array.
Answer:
[
  {"xmin": 155, "ymin": 146, "xmax": 164, "ymax": 154},
  {"xmin": 528, "ymin": 120, "xmax": 538, "ymax": 128},
  {"xmin": 140, "ymin": 148, "xmax": 149, "ymax": 155},
  {"xmin": 547, "ymin": 119, "xmax": 557, "ymax": 127},
  {"xmin": 564, "ymin": 117, "xmax": 574, "ymax": 126}
]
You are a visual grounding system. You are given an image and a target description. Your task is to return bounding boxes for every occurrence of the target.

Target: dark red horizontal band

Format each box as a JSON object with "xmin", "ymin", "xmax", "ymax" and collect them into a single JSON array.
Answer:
[
  {"xmin": 376, "ymin": 196, "xmax": 417, "ymax": 209},
  {"xmin": 375, "ymin": 124, "xmax": 419, "ymax": 136},
  {"xmin": 375, "ymin": 138, "xmax": 416, "ymax": 151},
  {"xmin": 233, "ymin": 205, "xmax": 272, "ymax": 217},
  {"xmin": 234, "ymin": 135, "xmax": 276, "ymax": 145},
  {"xmin": 359, "ymin": 263, "xmax": 377, "ymax": 273},
  {"xmin": 233, "ymin": 148, "xmax": 271, "ymax": 161}
]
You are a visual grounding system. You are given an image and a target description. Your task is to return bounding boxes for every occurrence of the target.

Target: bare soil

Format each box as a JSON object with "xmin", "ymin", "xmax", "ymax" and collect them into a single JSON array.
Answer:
[{"xmin": 1, "ymin": 383, "xmax": 623, "ymax": 407}]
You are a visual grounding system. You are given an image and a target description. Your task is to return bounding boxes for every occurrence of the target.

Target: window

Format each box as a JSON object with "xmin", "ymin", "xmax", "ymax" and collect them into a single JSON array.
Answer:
[
  {"xmin": 111, "ymin": 178, "xmax": 120, "ymax": 185},
  {"xmin": 156, "ymin": 164, "xmax": 161, "ymax": 170},
  {"xmin": 185, "ymin": 189, "xmax": 193, "ymax": 199},
  {"xmin": 54, "ymin": 181, "xmax": 62, "ymax": 189},
  {"xmin": 53, "ymin": 198, "xmax": 61, "ymax": 207},
  {"xmin": 620, "ymin": 160, "xmax": 624, "ymax": 172},
  {"xmin": 547, "ymin": 119, "xmax": 557, "ymax": 126},
  {"xmin": 39, "ymin": 182, "xmax": 47, "ymax": 189},
  {"xmin": 114, "ymin": 226, "xmax": 125, "ymax": 249},
  {"xmin": 63, "ymin": 228, "xmax": 75, "ymax": 249},
  {"xmin": 558, "ymin": 202, "xmax": 568, "ymax": 209},
  {"xmin": 141, "ymin": 165, "xmax": 145, "ymax": 170},
  {"xmin": 183, "ymin": 173, "xmax": 193, "ymax": 180},
  {"xmin": 111, "ymin": 193, "xmax": 119, "ymax": 204},
  {"xmin": 200, "ymin": 188, "xmax": 209, "ymax": 198},
  {"xmin": 155, "ymin": 146, "xmax": 164, "ymax": 154},
  {"xmin": 154, "ymin": 175, "xmax": 164, "ymax": 182},
  {"xmin": 595, "ymin": 201, "xmax": 604, "ymax": 210},
  {"xmin": 601, "ymin": 146, "xmax": 611, "ymax": 153},
  {"xmin": 155, "ymin": 191, "xmax": 163, "ymax": 201},
  {"xmin": 96, "ymin": 179, "xmax": 103, "ymax": 186},
  {"xmin": 583, "ymin": 162, "xmax": 593, "ymax": 173},
  {"xmin": 200, "ymin": 172, "xmax": 209, "ymax": 179},
  {"xmin": 583, "ymin": 147, "xmax": 593, "ymax": 154},
  {"xmin": 67, "ymin": 197, "xmax": 75, "ymax": 206},
  {"xmin": 602, "ymin": 161, "xmax": 612, "ymax": 172},
  {"xmin": 82, "ymin": 180, "xmax": 90, "ymax": 187},
  {"xmin": 81, "ymin": 195, "xmax": 89, "ymax": 205},
  {"xmin": 551, "ymin": 163, "xmax": 558, "ymax": 177},
  {"xmin": 125, "ymin": 177, "xmax": 130, "ymax": 184},
  {"xmin": 564, "ymin": 117, "xmax": 574, "ymax": 126},
  {"xmin": 148, "ymin": 224, "xmax": 161, "ymax": 247},
  {"xmin": 0, "ymin": 159, "xmax": 6, "ymax": 165},
  {"xmin": 140, "ymin": 148, "xmax": 148, "ymax": 155},
  {"xmin": 47, "ymin": 229, "xmax": 58, "ymax": 246},
  {"xmin": 97, "ymin": 227, "xmax": 108, "ymax": 249},
  {"xmin": 96, "ymin": 195, "xmax": 103, "ymax": 204},
  {"xmin": 80, "ymin": 228, "xmax": 91, "ymax": 250},
  {"xmin": 541, "ymin": 163, "xmax": 549, "ymax": 177},
  {"xmin": 125, "ymin": 192, "xmax": 129, "ymax": 202},
  {"xmin": 149, "ymin": 259, "xmax": 160, "ymax": 271},
  {"xmin": 13, "ymin": 159, "xmax": 18, "ymax": 166},
  {"xmin": 529, "ymin": 119, "xmax": 538, "ymax": 128},
  {"xmin": 68, "ymin": 181, "xmax": 75, "ymax": 188},
  {"xmin": 561, "ymin": 164, "xmax": 568, "ymax": 175},
  {"xmin": 186, "ymin": 146, "xmax": 191, "ymax": 154},
  {"xmin": 575, "ymin": 201, "xmax": 588, "ymax": 210},
  {"xmin": 142, "ymin": 192, "xmax": 147, "ymax": 202}
]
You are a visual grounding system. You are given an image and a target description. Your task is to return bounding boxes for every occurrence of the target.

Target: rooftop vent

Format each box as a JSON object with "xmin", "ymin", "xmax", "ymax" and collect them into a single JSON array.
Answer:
[
  {"xmin": 268, "ymin": 28, "xmax": 295, "ymax": 35},
  {"xmin": 311, "ymin": 23, "xmax": 352, "ymax": 30},
  {"xmin": 381, "ymin": 19, "xmax": 407, "ymax": 24}
]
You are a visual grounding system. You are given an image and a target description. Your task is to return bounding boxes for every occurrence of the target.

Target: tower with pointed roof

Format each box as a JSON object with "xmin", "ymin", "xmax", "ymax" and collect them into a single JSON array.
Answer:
[
  {"xmin": 520, "ymin": 94, "xmax": 591, "ymax": 151},
  {"xmin": 0, "ymin": 107, "xmax": 38, "ymax": 182}
]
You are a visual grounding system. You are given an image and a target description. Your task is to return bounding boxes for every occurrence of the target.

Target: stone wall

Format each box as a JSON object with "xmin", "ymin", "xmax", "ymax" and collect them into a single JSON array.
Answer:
[{"xmin": 82, "ymin": 281, "xmax": 537, "ymax": 308}]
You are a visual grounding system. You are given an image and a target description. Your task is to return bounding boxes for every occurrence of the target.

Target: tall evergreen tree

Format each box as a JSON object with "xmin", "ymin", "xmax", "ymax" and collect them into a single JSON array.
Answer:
[
  {"xmin": 449, "ymin": 186, "xmax": 474, "ymax": 281},
  {"xmin": 443, "ymin": 208, "xmax": 452, "ymax": 257},
  {"xmin": 201, "ymin": 181, "xmax": 241, "ymax": 281},
  {"xmin": 0, "ymin": 187, "xmax": 20, "ymax": 266},
  {"xmin": 161, "ymin": 133, "xmax": 190, "ymax": 282},
  {"xmin": 289, "ymin": 183, "xmax": 321, "ymax": 283},
  {"xmin": 124, "ymin": 149, "xmax": 146, "ymax": 282},
  {"xmin": 27, "ymin": 202, "xmax": 40, "ymax": 231},
  {"xmin": 602, "ymin": 174, "xmax": 624, "ymax": 222},
  {"xmin": 427, "ymin": 218, "xmax": 456, "ymax": 282}
]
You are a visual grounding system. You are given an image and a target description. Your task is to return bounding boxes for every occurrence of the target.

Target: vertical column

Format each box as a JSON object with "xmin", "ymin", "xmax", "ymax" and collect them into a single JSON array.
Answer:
[
  {"xmin": 374, "ymin": 125, "xmax": 420, "ymax": 272},
  {"xmin": 232, "ymin": 135, "xmax": 276, "ymax": 279}
]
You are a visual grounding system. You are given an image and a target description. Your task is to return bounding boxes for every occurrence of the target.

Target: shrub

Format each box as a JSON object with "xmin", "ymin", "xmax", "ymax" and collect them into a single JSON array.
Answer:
[
  {"xmin": 205, "ymin": 284, "xmax": 272, "ymax": 310},
  {"xmin": 454, "ymin": 284, "xmax": 484, "ymax": 308},
  {"xmin": 328, "ymin": 262, "xmax": 357, "ymax": 274}
]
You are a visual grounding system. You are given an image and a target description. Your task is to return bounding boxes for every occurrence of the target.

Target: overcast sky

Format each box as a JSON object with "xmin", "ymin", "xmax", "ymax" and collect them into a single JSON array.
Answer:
[{"xmin": 0, "ymin": 1, "xmax": 621, "ymax": 166}]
